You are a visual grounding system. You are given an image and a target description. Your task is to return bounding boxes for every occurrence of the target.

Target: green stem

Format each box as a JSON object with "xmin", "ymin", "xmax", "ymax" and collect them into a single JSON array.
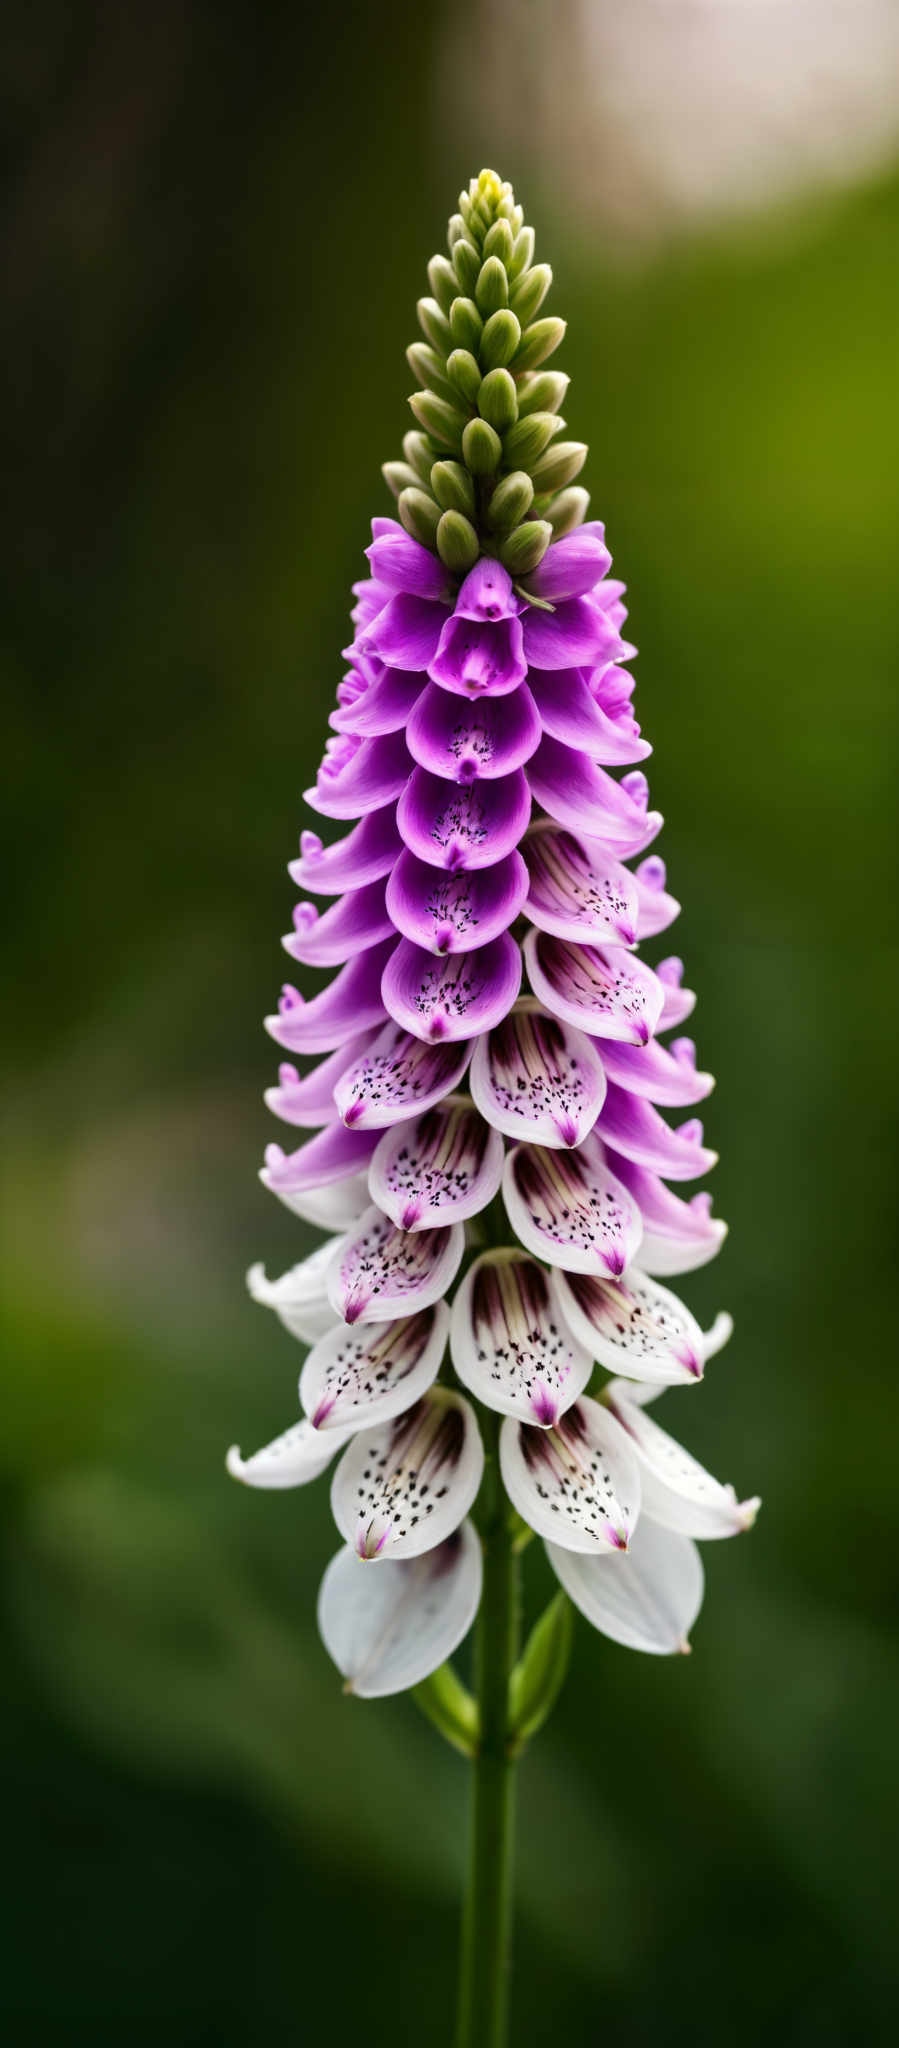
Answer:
[{"xmin": 454, "ymin": 1415, "xmax": 519, "ymax": 2048}]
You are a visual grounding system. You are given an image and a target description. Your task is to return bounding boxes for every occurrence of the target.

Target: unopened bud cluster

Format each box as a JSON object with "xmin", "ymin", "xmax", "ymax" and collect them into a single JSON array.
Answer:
[{"xmin": 383, "ymin": 169, "xmax": 588, "ymax": 582}]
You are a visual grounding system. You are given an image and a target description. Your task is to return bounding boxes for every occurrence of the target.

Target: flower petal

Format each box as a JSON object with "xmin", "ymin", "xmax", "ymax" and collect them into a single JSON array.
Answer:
[
  {"xmin": 655, "ymin": 956, "xmax": 696, "ymax": 1030},
  {"xmin": 333, "ymin": 1019, "xmax": 473, "ymax": 1129},
  {"xmin": 632, "ymin": 855, "xmax": 680, "ymax": 939},
  {"xmin": 227, "ymin": 1417, "xmax": 353, "ymax": 1488},
  {"xmin": 382, "ymin": 932, "xmax": 522, "ymax": 1043},
  {"xmin": 528, "ymin": 737, "xmax": 662, "ymax": 857},
  {"xmin": 407, "ymin": 682, "xmax": 541, "ymax": 779},
  {"xmin": 317, "ymin": 1521, "xmax": 482, "ymax": 1697},
  {"xmin": 599, "ymin": 1034, "xmax": 715, "ymax": 1108},
  {"xmin": 304, "ymin": 731, "xmax": 411, "ymax": 819},
  {"xmin": 386, "ymin": 848, "xmax": 529, "ymax": 956},
  {"xmin": 607, "ymin": 1390, "xmax": 761, "ymax": 1539},
  {"xmin": 265, "ymin": 941, "xmax": 394, "ymax": 1054},
  {"xmin": 397, "ymin": 765, "xmax": 531, "ymax": 871},
  {"xmin": 546, "ymin": 1517, "xmax": 703, "ymax": 1654},
  {"xmin": 524, "ymin": 928, "xmax": 664, "ymax": 1045},
  {"xmin": 300, "ymin": 1302, "xmax": 449, "ymax": 1432},
  {"xmin": 326, "ymin": 1204, "xmax": 465, "ymax": 1324},
  {"xmin": 261, "ymin": 1122, "xmax": 378, "ymax": 1199},
  {"xmin": 247, "ymin": 1242, "xmax": 342, "ymax": 1345},
  {"xmin": 527, "ymin": 528, "xmax": 612, "ymax": 602},
  {"xmin": 551, "ymin": 1266, "xmax": 705, "ymax": 1385},
  {"xmin": 523, "ymin": 825, "xmax": 638, "ymax": 947},
  {"xmin": 429, "ymin": 613, "xmax": 527, "ymax": 698},
  {"xmin": 499, "ymin": 1397, "xmax": 641, "ymax": 1551},
  {"xmin": 605, "ymin": 1153, "xmax": 727, "ymax": 1276},
  {"xmin": 522, "ymin": 595, "xmax": 622, "ymax": 670},
  {"xmin": 330, "ymin": 1387, "xmax": 484, "ymax": 1559},
  {"xmin": 526, "ymin": 667, "xmax": 650, "ymax": 765},
  {"xmin": 359, "ymin": 591, "xmax": 447, "ymax": 670},
  {"xmin": 454, "ymin": 557, "xmax": 520, "ymax": 619},
  {"xmin": 502, "ymin": 1133, "xmax": 643, "ymax": 1277},
  {"xmin": 595, "ymin": 1083, "xmax": 718, "ymax": 1180},
  {"xmin": 282, "ymin": 882, "xmax": 393, "ymax": 968},
  {"xmin": 264, "ymin": 1031, "xmax": 380, "ymax": 1127},
  {"xmin": 470, "ymin": 1002, "xmax": 606, "ymax": 1148},
  {"xmin": 365, "ymin": 520, "xmax": 452, "ymax": 600},
  {"xmin": 288, "ymin": 810, "xmax": 401, "ymax": 895},
  {"xmin": 451, "ymin": 1250, "xmax": 592, "ymax": 1426},
  {"xmin": 331, "ymin": 663, "xmax": 426, "ymax": 737},
  {"xmin": 369, "ymin": 1099, "xmax": 504, "ymax": 1230}
]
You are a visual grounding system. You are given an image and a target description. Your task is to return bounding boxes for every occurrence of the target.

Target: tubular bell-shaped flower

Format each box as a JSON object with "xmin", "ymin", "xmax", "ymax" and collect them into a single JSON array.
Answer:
[{"xmin": 228, "ymin": 168, "xmax": 758, "ymax": 1706}]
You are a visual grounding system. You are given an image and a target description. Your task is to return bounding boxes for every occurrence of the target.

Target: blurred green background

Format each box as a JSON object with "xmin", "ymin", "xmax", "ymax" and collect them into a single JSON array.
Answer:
[{"xmin": 3, "ymin": 3, "xmax": 898, "ymax": 2041}]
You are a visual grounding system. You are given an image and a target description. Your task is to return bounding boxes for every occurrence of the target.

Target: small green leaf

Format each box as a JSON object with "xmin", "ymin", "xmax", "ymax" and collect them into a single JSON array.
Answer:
[
  {"xmin": 412, "ymin": 1661, "xmax": 480, "ymax": 1759},
  {"xmin": 507, "ymin": 1593, "xmax": 573, "ymax": 1752}
]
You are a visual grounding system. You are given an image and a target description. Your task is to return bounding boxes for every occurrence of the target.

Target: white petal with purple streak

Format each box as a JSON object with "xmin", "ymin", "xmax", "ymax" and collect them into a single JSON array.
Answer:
[
  {"xmin": 333, "ymin": 1020, "xmax": 473, "ymax": 1129},
  {"xmin": 470, "ymin": 1002, "xmax": 606, "ymax": 1148},
  {"xmin": 300, "ymin": 1303, "xmax": 449, "ymax": 1432},
  {"xmin": 326, "ymin": 1205, "xmax": 465, "ymax": 1324},
  {"xmin": 330, "ymin": 1387, "xmax": 484, "ymax": 1560},
  {"xmin": 451, "ymin": 1250, "xmax": 592, "ymax": 1427},
  {"xmin": 523, "ymin": 825, "xmax": 639, "ymax": 947},
  {"xmin": 552, "ymin": 1266, "xmax": 705, "ymax": 1385},
  {"xmin": 369, "ymin": 1099, "xmax": 504, "ymax": 1230},
  {"xmin": 607, "ymin": 1389, "xmax": 760, "ymax": 1538},
  {"xmin": 503, "ymin": 1135, "xmax": 643, "ymax": 1278},
  {"xmin": 524, "ymin": 928, "xmax": 664, "ymax": 1046},
  {"xmin": 499, "ymin": 1396, "xmax": 641, "ymax": 1552}
]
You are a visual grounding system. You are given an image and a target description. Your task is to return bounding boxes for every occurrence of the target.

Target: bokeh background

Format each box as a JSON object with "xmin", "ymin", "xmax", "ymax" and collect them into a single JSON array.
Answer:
[{"xmin": 4, "ymin": 2, "xmax": 898, "ymax": 2041}]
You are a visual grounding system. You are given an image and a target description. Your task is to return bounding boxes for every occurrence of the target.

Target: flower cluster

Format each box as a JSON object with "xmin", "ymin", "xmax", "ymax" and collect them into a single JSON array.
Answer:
[{"xmin": 228, "ymin": 170, "xmax": 758, "ymax": 1698}]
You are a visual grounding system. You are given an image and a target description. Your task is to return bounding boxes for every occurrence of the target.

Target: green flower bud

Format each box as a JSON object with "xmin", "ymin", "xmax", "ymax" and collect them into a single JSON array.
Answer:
[
  {"xmin": 479, "ymin": 309, "xmax": 521, "ymax": 371},
  {"xmin": 446, "ymin": 349, "xmax": 482, "ymax": 404},
  {"xmin": 449, "ymin": 296, "xmax": 483, "ymax": 352},
  {"xmin": 382, "ymin": 460, "xmax": 421, "ymax": 498},
  {"xmin": 406, "ymin": 341, "xmax": 456, "ymax": 402},
  {"xmin": 510, "ymin": 262, "xmax": 552, "ymax": 326},
  {"xmin": 483, "ymin": 218, "xmax": 514, "ymax": 267},
  {"xmin": 462, "ymin": 417, "xmax": 502, "ymax": 475},
  {"xmin": 513, "ymin": 316, "xmax": 567, "ymax": 371},
  {"xmin": 398, "ymin": 487, "xmax": 441, "ymax": 548},
  {"xmin": 457, "ymin": 192, "xmax": 474, "ymax": 227},
  {"xmin": 546, "ymin": 485, "xmax": 591, "ymax": 536},
  {"xmin": 478, "ymin": 368, "xmax": 518, "ymax": 433},
  {"xmin": 500, "ymin": 519, "xmax": 553, "ymax": 575},
  {"xmin": 475, "ymin": 256, "xmax": 509, "ymax": 315},
  {"xmin": 502, "ymin": 411, "xmax": 564, "ymax": 469},
  {"xmin": 507, "ymin": 224, "xmax": 535, "ymax": 280},
  {"xmin": 516, "ymin": 370, "xmax": 570, "ymax": 417},
  {"xmin": 436, "ymin": 509, "xmax": 480, "ymax": 574},
  {"xmin": 408, "ymin": 389, "xmax": 467, "ymax": 449},
  {"xmin": 530, "ymin": 440, "xmax": 588, "ymax": 492},
  {"xmin": 485, "ymin": 470, "xmax": 534, "ymax": 531},
  {"xmin": 452, "ymin": 237, "xmax": 481, "ymax": 296},
  {"xmin": 447, "ymin": 212, "xmax": 467, "ymax": 246},
  {"xmin": 403, "ymin": 430, "xmax": 436, "ymax": 485},
  {"xmin": 427, "ymin": 254, "xmax": 458, "ymax": 316},
  {"xmin": 430, "ymin": 460, "xmax": 477, "ymax": 517},
  {"xmin": 416, "ymin": 296, "xmax": 453, "ymax": 354}
]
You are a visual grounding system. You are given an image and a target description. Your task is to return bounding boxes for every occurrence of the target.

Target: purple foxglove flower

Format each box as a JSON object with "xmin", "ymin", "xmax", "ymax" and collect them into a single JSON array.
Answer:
[{"xmin": 228, "ymin": 167, "xmax": 757, "ymax": 1723}]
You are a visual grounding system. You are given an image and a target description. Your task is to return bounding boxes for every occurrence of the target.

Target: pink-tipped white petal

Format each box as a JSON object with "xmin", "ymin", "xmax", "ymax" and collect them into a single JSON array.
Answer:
[
  {"xmin": 264, "ymin": 1032, "xmax": 380, "ymax": 1128},
  {"xmin": 595, "ymin": 1083, "xmax": 718, "ymax": 1181},
  {"xmin": 330, "ymin": 1388, "xmax": 484, "ymax": 1560},
  {"xmin": 470, "ymin": 1003, "xmax": 606, "ymax": 1149},
  {"xmin": 524, "ymin": 928, "xmax": 664, "ymax": 1046},
  {"xmin": 317, "ymin": 1521, "xmax": 482, "ymax": 1697},
  {"xmin": 282, "ymin": 881, "xmax": 393, "ymax": 968},
  {"xmin": 333, "ymin": 1020, "xmax": 473, "ymax": 1130},
  {"xmin": 503, "ymin": 1134, "xmax": 643, "ymax": 1278},
  {"xmin": 227, "ymin": 1418, "xmax": 353, "ymax": 1489},
  {"xmin": 247, "ymin": 1243, "xmax": 342, "ymax": 1345},
  {"xmin": 451, "ymin": 1250, "xmax": 592, "ymax": 1427},
  {"xmin": 300, "ymin": 1303, "xmax": 449, "ymax": 1432},
  {"xmin": 607, "ymin": 1391, "xmax": 761, "ymax": 1539},
  {"xmin": 499, "ymin": 1396, "xmax": 641, "ymax": 1552},
  {"xmin": 369, "ymin": 1099, "xmax": 504, "ymax": 1230},
  {"xmin": 326, "ymin": 1205, "xmax": 465, "ymax": 1324},
  {"xmin": 262, "ymin": 1166, "xmax": 374, "ymax": 1231},
  {"xmin": 523, "ymin": 825, "xmax": 638, "ymax": 948},
  {"xmin": 386, "ymin": 848, "xmax": 529, "ymax": 956},
  {"xmin": 551, "ymin": 1266, "xmax": 705, "ymax": 1386},
  {"xmin": 599, "ymin": 1035, "xmax": 715, "ymax": 1108},
  {"xmin": 606, "ymin": 1152, "xmax": 728, "ymax": 1276},
  {"xmin": 382, "ymin": 932, "xmax": 522, "ymax": 1044},
  {"xmin": 547, "ymin": 1517, "xmax": 704, "ymax": 1654},
  {"xmin": 265, "ymin": 941, "xmax": 394, "ymax": 1054}
]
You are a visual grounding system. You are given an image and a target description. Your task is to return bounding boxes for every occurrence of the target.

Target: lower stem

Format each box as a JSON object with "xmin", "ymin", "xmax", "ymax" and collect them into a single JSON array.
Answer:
[{"xmin": 454, "ymin": 1418, "xmax": 519, "ymax": 2048}]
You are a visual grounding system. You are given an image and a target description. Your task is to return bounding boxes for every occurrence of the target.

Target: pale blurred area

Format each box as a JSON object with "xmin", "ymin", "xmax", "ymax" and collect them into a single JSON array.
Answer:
[{"xmin": 438, "ymin": 0, "xmax": 899, "ymax": 243}]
